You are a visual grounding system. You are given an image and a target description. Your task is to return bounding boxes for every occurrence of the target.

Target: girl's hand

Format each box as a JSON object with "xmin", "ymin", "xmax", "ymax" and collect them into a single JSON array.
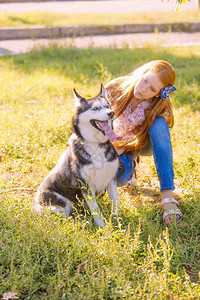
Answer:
[{"xmin": 116, "ymin": 148, "xmax": 125, "ymax": 156}]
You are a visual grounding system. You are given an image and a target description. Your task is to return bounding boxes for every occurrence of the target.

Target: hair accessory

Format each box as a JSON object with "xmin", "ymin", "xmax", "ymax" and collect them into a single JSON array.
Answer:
[{"xmin": 161, "ymin": 86, "xmax": 176, "ymax": 100}]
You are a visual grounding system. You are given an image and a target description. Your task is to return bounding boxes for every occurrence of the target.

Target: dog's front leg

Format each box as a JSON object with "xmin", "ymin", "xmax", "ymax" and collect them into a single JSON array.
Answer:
[
  {"xmin": 82, "ymin": 190, "xmax": 105, "ymax": 227},
  {"xmin": 106, "ymin": 179, "xmax": 120, "ymax": 217}
]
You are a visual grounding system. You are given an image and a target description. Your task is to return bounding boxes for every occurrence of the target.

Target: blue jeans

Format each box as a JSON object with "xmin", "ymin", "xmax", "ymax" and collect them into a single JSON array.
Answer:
[{"xmin": 117, "ymin": 117, "xmax": 175, "ymax": 191}]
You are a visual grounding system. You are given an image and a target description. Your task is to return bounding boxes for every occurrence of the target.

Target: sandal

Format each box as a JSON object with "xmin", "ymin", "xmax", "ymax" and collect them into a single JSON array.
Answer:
[{"xmin": 162, "ymin": 198, "xmax": 182, "ymax": 224}]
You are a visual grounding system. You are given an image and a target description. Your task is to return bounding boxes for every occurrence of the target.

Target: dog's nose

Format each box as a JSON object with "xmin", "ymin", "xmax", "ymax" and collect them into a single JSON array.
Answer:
[{"xmin": 107, "ymin": 111, "xmax": 114, "ymax": 118}]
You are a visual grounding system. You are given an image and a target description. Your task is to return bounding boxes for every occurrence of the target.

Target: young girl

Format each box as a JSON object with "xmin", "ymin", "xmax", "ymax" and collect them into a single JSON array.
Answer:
[{"xmin": 105, "ymin": 60, "xmax": 182, "ymax": 224}]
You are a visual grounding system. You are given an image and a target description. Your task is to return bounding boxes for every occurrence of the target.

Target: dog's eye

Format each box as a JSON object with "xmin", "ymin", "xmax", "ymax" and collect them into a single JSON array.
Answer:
[
  {"xmin": 104, "ymin": 105, "xmax": 110, "ymax": 109},
  {"xmin": 92, "ymin": 107, "xmax": 100, "ymax": 111}
]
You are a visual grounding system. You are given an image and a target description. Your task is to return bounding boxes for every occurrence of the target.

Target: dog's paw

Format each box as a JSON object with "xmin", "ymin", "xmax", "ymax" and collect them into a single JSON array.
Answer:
[{"xmin": 31, "ymin": 203, "xmax": 43, "ymax": 214}]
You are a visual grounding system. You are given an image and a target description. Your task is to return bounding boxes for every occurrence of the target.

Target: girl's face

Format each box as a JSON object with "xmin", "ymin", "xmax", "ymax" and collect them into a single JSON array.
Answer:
[{"xmin": 134, "ymin": 70, "xmax": 164, "ymax": 102}]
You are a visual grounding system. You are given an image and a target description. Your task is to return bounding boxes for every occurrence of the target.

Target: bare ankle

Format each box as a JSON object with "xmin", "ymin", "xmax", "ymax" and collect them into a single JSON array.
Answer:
[{"xmin": 161, "ymin": 190, "xmax": 174, "ymax": 201}]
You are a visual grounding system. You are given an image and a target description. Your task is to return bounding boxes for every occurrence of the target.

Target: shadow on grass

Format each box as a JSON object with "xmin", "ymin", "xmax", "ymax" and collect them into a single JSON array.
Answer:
[
  {"xmin": 127, "ymin": 185, "xmax": 183, "ymax": 203},
  {"xmin": 1, "ymin": 45, "xmax": 200, "ymax": 110}
]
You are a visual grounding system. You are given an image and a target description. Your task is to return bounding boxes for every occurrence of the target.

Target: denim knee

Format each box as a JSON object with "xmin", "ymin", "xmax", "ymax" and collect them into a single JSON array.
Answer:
[{"xmin": 149, "ymin": 117, "xmax": 170, "ymax": 141}]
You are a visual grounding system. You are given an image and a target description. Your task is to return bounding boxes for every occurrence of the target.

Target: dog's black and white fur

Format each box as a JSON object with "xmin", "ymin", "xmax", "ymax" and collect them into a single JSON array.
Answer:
[{"xmin": 33, "ymin": 84, "xmax": 120, "ymax": 227}]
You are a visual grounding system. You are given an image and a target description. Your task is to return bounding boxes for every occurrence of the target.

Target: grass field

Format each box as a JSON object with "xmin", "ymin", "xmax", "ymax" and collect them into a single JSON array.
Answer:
[
  {"xmin": 0, "ymin": 44, "xmax": 200, "ymax": 299},
  {"xmin": 0, "ymin": 10, "xmax": 199, "ymax": 27}
]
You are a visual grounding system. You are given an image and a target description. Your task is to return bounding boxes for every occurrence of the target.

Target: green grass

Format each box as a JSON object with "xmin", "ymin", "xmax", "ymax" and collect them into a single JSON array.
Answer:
[
  {"xmin": 0, "ymin": 10, "xmax": 199, "ymax": 27},
  {"xmin": 0, "ymin": 45, "xmax": 200, "ymax": 298}
]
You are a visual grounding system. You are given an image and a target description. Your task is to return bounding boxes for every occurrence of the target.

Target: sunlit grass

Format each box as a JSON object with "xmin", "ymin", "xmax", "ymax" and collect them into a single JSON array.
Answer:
[
  {"xmin": 0, "ymin": 10, "xmax": 199, "ymax": 27},
  {"xmin": 0, "ymin": 45, "xmax": 200, "ymax": 298}
]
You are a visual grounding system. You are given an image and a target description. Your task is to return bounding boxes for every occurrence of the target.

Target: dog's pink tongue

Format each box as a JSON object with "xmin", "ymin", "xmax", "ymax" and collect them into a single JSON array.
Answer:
[{"xmin": 96, "ymin": 121, "xmax": 117, "ymax": 142}]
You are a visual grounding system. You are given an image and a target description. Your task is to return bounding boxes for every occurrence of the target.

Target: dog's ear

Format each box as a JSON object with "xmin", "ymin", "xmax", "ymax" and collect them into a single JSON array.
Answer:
[
  {"xmin": 98, "ymin": 84, "xmax": 107, "ymax": 99},
  {"xmin": 73, "ymin": 89, "xmax": 84, "ymax": 108}
]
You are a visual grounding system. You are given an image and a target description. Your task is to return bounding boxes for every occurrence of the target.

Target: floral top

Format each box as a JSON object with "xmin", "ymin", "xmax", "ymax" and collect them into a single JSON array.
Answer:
[{"xmin": 107, "ymin": 89, "xmax": 150, "ymax": 141}]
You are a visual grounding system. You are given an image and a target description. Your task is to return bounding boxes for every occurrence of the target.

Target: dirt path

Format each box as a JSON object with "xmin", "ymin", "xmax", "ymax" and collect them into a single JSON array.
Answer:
[{"xmin": 1, "ymin": 31, "xmax": 200, "ymax": 56}]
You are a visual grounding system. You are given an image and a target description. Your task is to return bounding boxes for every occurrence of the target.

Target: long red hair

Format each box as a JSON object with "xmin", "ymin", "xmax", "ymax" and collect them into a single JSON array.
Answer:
[{"xmin": 105, "ymin": 60, "xmax": 176, "ymax": 154}]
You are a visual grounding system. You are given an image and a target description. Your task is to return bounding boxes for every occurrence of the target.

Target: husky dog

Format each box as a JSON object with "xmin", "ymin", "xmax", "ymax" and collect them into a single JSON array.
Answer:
[{"xmin": 33, "ymin": 84, "xmax": 121, "ymax": 227}]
